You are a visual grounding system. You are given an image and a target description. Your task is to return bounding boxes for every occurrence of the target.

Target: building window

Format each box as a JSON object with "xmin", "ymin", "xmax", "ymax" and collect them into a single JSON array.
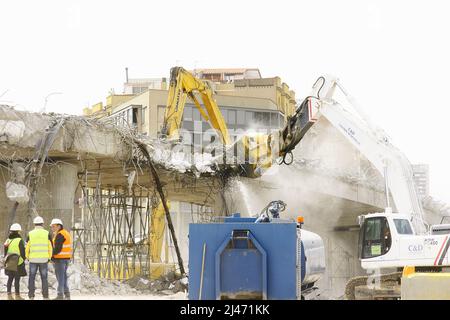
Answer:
[
  {"xmin": 111, "ymin": 105, "xmax": 141, "ymax": 129},
  {"xmin": 270, "ymin": 112, "xmax": 282, "ymax": 128},
  {"xmin": 237, "ymin": 110, "xmax": 245, "ymax": 125},
  {"xmin": 132, "ymin": 108, "xmax": 138, "ymax": 125},
  {"xmin": 193, "ymin": 107, "xmax": 201, "ymax": 121},
  {"xmin": 132, "ymin": 87, "xmax": 146, "ymax": 94},
  {"xmin": 228, "ymin": 110, "xmax": 236, "ymax": 125},
  {"xmin": 245, "ymin": 111, "xmax": 254, "ymax": 123},
  {"xmin": 184, "ymin": 106, "xmax": 192, "ymax": 121},
  {"xmin": 254, "ymin": 112, "xmax": 270, "ymax": 126},
  {"xmin": 221, "ymin": 109, "xmax": 228, "ymax": 123},
  {"xmin": 182, "ymin": 120, "xmax": 194, "ymax": 131},
  {"xmin": 194, "ymin": 133, "xmax": 201, "ymax": 146}
]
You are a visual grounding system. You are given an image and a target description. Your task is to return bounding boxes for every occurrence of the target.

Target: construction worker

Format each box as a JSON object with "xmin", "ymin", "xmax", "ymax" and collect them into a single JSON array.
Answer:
[
  {"xmin": 26, "ymin": 216, "xmax": 53, "ymax": 300},
  {"xmin": 3, "ymin": 223, "xmax": 27, "ymax": 300},
  {"xmin": 50, "ymin": 218, "xmax": 72, "ymax": 300}
]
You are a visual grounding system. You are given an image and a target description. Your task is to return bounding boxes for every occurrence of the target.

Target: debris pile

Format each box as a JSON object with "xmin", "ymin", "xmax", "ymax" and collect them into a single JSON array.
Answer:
[
  {"xmin": 147, "ymin": 139, "xmax": 224, "ymax": 176},
  {"xmin": 66, "ymin": 264, "xmax": 139, "ymax": 295},
  {"xmin": 123, "ymin": 271, "xmax": 188, "ymax": 295},
  {"xmin": 0, "ymin": 263, "xmax": 138, "ymax": 296}
]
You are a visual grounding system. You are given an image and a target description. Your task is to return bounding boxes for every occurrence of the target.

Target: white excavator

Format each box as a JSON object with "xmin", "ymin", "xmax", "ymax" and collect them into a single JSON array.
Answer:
[{"xmin": 298, "ymin": 75, "xmax": 450, "ymax": 299}]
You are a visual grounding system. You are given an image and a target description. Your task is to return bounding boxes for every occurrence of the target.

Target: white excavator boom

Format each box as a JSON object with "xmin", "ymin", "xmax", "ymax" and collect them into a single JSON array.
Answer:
[{"xmin": 307, "ymin": 75, "xmax": 427, "ymax": 234}]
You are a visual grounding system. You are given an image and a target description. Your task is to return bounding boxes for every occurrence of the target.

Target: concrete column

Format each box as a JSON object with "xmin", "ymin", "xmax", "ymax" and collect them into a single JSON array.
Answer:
[{"xmin": 46, "ymin": 163, "xmax": 78, "ymax": 228}]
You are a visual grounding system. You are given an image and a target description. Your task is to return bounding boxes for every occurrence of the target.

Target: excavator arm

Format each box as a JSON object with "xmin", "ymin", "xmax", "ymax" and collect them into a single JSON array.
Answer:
[
  {"xmin": 161, "ymin": 66, "xmax": 231, "ymax": 145},
  {"xmin": 308, "ymin": 75, "xmax": 426, "ymax": 234}
]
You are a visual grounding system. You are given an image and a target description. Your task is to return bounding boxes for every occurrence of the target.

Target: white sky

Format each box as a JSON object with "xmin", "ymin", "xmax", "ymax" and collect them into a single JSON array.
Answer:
[{"xmin": 0, "ymin": 0, "xmax": 449, "ymax": 202}]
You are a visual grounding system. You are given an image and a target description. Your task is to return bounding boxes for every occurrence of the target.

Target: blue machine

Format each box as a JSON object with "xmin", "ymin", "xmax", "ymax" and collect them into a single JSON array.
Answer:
[{"xmin": 188, "ymin": 212, "xmax": 325, "ymax": 300}]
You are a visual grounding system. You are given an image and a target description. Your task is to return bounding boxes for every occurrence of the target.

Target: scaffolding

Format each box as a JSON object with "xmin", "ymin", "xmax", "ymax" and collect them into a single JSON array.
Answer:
[
  {"xmin": 73, "ymin": 180, "xmax": 156, "ymax": 280},
  {"xmin": 72, "ymin": 170, "xmax": 219, "ymax": 281}
]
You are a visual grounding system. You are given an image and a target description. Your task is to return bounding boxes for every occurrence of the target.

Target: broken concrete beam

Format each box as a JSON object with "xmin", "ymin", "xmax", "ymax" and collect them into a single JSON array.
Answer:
[{"xmin": 0, "ymin": 105, "xmax": 130, "ymax": 160}]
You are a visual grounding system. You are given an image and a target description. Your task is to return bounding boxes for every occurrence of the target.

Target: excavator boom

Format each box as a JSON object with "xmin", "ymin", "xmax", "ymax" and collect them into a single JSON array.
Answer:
[
  {"xmin": 308, "ymin": 76, "xmax": 426, "ymax": 234},
  {"xmin": 162, "ymin": 66, "xmax": 231, "ymax": 145}
]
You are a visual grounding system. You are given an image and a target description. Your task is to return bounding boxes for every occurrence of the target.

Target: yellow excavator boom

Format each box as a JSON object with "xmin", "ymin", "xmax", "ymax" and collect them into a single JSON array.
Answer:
[{"xmin": 161, "ymin": 66, "xmax": 231, "ymax": 145}]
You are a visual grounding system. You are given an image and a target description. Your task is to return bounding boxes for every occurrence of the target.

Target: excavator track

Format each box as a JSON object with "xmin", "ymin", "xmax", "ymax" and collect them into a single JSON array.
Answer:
[{"xmin": 345, "ymin": 272, "xmax": 402, "ymax": 300}]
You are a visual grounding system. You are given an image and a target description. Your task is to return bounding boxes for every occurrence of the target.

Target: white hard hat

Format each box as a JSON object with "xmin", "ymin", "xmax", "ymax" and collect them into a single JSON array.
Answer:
[
  {"xmin": 50, "ymin": 218, "xmax": 63, "ymax": 226},
  {"xmin": 33, "ymin": 216, "xmax": 44, "ymax": 224},
  {"xmin": 10, "ymin": 223, "xmax": 22, "ymax": 231}
]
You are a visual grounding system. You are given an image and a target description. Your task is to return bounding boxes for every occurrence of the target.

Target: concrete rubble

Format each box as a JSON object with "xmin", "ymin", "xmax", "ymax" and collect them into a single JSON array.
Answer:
[
  {"xmin": 148, "ymin": 141, "xmax": 220, "ymax": 176},
  {"xmin": 0, "ymin": 262, "xmax": 139, "ymax": 296},
  {"xmin": 5, "ymin": 181, "xmax": 29, "ymax": 203},
  {"xmin": 123, "ymin": 271, "xmax": 188, "ymax": 295},
  {"xmin": 1, "ymin": 262, "xmax": 189, "ymax": 296}
]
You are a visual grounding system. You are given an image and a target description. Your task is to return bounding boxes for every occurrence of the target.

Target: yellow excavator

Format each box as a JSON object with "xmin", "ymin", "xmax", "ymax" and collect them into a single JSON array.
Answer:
[{"xmin": 150, "ymin": 66, "xmax": 317, "ymax": 268}]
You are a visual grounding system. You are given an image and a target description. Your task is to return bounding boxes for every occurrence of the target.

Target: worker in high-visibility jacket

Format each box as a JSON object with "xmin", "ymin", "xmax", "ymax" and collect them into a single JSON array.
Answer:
[
  {"xmin": 3, "ymin": 223, "xmax": 27, "ymax": 300},
  {"xmin": 25, "ymin": 216, "xmax": 53, "ymax": 300},
  {"xmin": 50, "ymin": 218, "xmax": 72, "ymax": 300}
]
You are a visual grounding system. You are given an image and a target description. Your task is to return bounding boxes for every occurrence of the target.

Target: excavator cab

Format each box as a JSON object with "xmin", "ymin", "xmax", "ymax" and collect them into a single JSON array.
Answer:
[
  {"xmin": 358, "ymin": 215, "xmax": 392, "ymax": 259},
  {"xmin": 358, "ymin": 212, "xmax": 416, "ymax": 261}
]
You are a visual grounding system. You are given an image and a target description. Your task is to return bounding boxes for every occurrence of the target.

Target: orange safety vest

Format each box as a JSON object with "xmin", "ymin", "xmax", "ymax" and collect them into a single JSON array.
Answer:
[{"xmin": 53, "ymin": 229, "xmax": 72, "ymax": 259}]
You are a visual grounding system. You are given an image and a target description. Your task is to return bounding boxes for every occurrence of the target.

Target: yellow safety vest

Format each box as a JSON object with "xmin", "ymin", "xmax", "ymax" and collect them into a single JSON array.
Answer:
[
  {"xmin": 53, "ymin": 229, "xmax": 72, "ymax": 259},
  {"xmin": 5, "ymin": 238, "xmax": 24, "ymax": 265},
  {"xmin": 28, "ymin": 228, "xmax": 51, "ymax": 263}
]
